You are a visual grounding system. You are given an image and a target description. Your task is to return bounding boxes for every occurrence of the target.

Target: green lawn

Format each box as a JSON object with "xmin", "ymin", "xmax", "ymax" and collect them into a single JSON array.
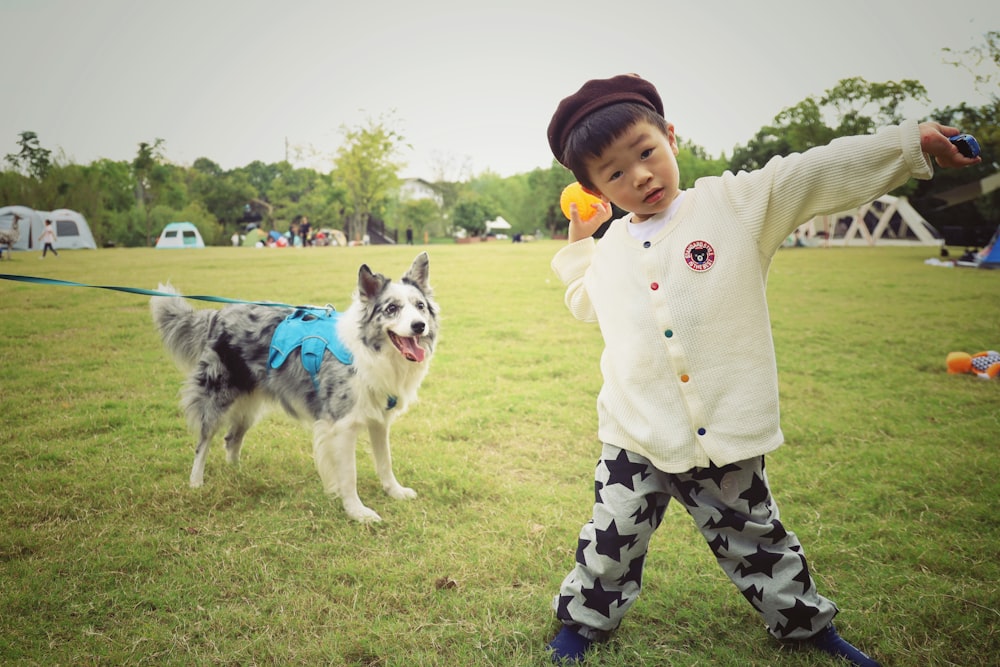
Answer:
[{"xmin": 1, "ymin": 242, "xmax": 997, "ymax": 666}]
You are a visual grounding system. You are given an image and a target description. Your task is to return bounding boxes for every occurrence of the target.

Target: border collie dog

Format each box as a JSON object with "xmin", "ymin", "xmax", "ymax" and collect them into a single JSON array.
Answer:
[{"xmin": 151, "ymin": 253, "xmax": 438, "ymax": 522}]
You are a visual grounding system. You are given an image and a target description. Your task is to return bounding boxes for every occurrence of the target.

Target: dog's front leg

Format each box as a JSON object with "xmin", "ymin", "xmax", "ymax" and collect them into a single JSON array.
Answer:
[
  {"xmin": 313, "ymin": 419, "xmax": 381, "ymax": 522},
  {"xmin": 368, "ymin": 420, "xmax": 416, "ymax": 501}
]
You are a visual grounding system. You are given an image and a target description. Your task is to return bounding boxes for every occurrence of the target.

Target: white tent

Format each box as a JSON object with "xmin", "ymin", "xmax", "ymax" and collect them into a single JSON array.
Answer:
[
  {"xmin": 46, "ymin": 208, "xmax": 97, "ymax": 249},
  {"xmin": 924, "ymin": 171, "xmax": 1000, "ymax": 210},
  {"xmin": 485, "ymin": 216, "xmax": 512, "ymax": 232},
  {"xmin": 795, "ymin": 195, "xmax": 943, "ymax": 247},
  {"xmin": 0, "ymin": 205, "xmax": 96, "ymax": 251},
  {"xmin": 155, "ymin": 221, "xmax": 205, "ymax": 249},
  {"xmin": 0, "ymin": 205, "xmax": 42, "ymax": 251}
]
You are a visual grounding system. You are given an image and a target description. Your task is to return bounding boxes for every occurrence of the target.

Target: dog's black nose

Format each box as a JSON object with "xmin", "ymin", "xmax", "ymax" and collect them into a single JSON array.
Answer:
[{"xmin": 411, "ymin": 321, "xmax": 425, "ymax": 335}]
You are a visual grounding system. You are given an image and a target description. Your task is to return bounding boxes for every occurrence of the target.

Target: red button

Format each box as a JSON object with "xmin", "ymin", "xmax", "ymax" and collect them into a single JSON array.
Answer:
[{"xmin": 651, "ymin": 282, "xmax": 659, "ymax": 290}]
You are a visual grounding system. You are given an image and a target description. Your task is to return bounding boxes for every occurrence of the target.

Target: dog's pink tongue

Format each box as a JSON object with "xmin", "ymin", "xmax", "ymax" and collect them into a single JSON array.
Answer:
[{"xmin": 399, "ymin": 337, "xmax": 425, "ymax": 362}]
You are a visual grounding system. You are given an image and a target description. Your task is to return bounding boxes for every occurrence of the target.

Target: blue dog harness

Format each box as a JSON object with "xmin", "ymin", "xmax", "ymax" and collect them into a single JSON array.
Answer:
[
  {"xmin": 267, "ymin": 308, "xmax": 398, "ymax": 410},
  {"xmin": 268, "ymin": 308, "xmax": 353, "ymax": 383}
]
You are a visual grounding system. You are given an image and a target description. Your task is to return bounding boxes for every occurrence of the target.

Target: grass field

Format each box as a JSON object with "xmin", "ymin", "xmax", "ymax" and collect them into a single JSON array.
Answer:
[{"xmin": 1, "ymin": 241, "xmax": 997, "ymax": 666}]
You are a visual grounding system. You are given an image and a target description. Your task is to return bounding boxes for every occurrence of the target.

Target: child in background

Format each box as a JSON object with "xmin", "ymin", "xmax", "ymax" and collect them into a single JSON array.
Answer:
[
  {"xmin": 39, "ymin": 219, "xmax": 58, "ymax": 258},
  {"xmin": 544, "ymin": 74, "xmax": 980, "ymax": 665}
]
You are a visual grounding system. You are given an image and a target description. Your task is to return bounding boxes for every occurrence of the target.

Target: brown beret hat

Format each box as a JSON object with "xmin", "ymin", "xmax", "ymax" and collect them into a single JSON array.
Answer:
[{"xmin": 547, "ymin": 73, "xmax": 664, "ymax": 164}]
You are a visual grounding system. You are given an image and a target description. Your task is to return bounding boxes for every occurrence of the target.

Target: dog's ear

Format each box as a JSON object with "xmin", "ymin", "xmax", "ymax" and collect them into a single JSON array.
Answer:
[
  {"xmin": 403, "ymin": 252, "xmax": 430, "ymax": 292},
  {"xmin": 357, "ymin": 264, "xmax": 389, "ymax": 301}
]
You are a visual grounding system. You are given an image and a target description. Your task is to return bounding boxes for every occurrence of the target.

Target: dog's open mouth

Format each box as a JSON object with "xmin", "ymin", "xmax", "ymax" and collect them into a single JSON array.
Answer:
[{"xmin": 389, "ymin": 332, "xmax": 425, "ymax": 362}]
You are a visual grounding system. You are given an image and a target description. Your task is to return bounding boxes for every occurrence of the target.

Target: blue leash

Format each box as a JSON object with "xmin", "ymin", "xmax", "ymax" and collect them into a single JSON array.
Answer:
[
  {"xmin": 0, "ymin": 273, "xmax": 298, "ymax": 308},
  {"xmin": 2, "ymin": 272, "xmax": 397, "ymax": 407}
]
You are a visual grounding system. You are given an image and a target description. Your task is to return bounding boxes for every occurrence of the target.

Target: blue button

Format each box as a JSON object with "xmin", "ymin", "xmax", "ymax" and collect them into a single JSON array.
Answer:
[
  {"xmin": 697, "ymin": 427, "xmax": 706, "ymax": 436},
  {"xmin": 643, "ymin": 241, "xmax": 651, "ymax": 248},
  {"xmin": 664, "ymin": 330, "xmax": 673, "ymax": 338}
]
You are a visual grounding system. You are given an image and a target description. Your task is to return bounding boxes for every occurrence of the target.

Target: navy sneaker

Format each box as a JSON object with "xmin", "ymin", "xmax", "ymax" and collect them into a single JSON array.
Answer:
[
  {"xmin": 809, "ymin": 624, "xmax": 881, "ymax": 667},
  {"xmin": 547, "ymin": 625, "xmax": 594, "ymax": 664}
]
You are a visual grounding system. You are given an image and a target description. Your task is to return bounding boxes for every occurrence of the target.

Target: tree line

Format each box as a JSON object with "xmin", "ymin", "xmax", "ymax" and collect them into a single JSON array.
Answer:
[{"xmin": 3, "ymin": 35, "xmax": 997, "ymax": 248}]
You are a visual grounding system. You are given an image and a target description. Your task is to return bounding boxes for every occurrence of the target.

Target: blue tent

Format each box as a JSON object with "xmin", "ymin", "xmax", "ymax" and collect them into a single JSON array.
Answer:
[
  {"xmin": 978, "ymin": 225, "xmax": 1000, "ymax": 269},
  {"xmin": 267, "ymin": 230, "xmax": 290, "ymax": 247}
]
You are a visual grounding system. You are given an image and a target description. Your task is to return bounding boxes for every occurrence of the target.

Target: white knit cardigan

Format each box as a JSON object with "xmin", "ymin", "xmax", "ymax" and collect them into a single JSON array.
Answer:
[{"xmin": 552, "ymin": 119, "xmax": 933, "ymax": 472}]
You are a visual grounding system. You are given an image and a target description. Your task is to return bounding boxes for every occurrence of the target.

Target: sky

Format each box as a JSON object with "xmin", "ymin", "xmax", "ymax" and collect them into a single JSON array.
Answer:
[{"xmin": 2, "ymin": 0, "xmax": 997, "ymax": 181}]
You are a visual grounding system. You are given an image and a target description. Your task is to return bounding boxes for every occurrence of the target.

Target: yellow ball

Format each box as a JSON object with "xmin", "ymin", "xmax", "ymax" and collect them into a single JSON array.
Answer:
[{"xmin": 560, "ymin": 182, "xmax": 603, "ymax": 222}]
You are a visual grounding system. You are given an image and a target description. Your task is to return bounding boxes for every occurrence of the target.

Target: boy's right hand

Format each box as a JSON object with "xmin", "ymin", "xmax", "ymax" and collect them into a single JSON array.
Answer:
[
  {"xmin": 919, "ymin": 122, "xmax": 983, "ymax": 168},
  {"xmin": 567, "ymin": 200, "xmax": 613, "ymax": 243}
]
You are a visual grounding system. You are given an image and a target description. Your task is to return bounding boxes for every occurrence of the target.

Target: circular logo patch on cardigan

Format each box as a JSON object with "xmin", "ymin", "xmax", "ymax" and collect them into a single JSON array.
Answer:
[{"xmin": 684, "ymin": 240, "xmax": 715, "ymax": 271}]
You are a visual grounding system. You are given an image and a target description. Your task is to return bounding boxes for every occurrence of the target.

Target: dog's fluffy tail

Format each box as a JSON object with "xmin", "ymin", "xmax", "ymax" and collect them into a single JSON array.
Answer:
[{"xmin": 150, "ymin": 283, "xmax": 213, "ymax": 370}]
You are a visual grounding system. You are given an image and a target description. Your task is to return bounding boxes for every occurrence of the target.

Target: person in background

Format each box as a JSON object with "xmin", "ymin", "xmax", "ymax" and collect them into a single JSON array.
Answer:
[
  {"xmin": 299, "ymin": 216, "xmax": 311, "ymax": 247},
  {"xmin": 39, "ymin": 219, "xmax": 58, "ymax": 258}
]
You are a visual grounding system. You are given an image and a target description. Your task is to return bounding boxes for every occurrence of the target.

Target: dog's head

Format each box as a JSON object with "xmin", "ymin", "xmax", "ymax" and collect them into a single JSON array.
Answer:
[{"xmin": 356, "ymin": 252, "xmax": 438, "ymax": 363}]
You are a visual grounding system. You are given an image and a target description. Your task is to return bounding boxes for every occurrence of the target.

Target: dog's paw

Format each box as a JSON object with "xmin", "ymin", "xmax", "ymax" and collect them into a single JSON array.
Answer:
[
  {"xmin": 348, "ymin": 506, "xmax": 383, "ymax": 523},
  {"xmin": 342, "ymin": 499, "xmax": 383, "ymax": 523},
  {"xmin": 386, "ymin": 485, "xmax": 417, "ymax": 501}
]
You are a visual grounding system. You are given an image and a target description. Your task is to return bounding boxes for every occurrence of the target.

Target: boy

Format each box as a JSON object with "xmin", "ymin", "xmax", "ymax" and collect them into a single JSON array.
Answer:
[{"xmin": 544, "ymin": 74, "xmax": 979, "ymax": 665}]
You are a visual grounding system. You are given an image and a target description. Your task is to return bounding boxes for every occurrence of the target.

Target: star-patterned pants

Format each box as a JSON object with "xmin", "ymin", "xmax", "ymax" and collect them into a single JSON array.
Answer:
[{"xmin": 553, "ymin": 444, "xmax": 838, "ymax": 641}]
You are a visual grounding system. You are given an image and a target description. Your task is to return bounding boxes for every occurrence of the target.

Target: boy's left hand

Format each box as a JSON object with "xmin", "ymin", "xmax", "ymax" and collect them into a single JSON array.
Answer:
[
  {"xmin": 920, "ymin": 122, "xmax": 983, "ymax": 168},
  {"xmin": 567, "ymin": 200, "xmax": 613, "ymax": 243}
]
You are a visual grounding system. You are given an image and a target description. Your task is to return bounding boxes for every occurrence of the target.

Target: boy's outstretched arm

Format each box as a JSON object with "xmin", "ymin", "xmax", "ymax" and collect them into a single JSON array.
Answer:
[{"xmin": 920, "ymin": 122, "xmax": 983, "ymax": 168}]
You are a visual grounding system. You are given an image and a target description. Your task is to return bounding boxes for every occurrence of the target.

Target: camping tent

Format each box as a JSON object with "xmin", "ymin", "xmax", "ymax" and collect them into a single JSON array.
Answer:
[
  {"xmin": 46, "ymin": 208, "xmax": 97, "ymax": 249},
  {"xmin": 975, "ymin": 225, "xmax": 1000, "ymax": 269},
  {"xmin": 156, "ymin": 222, "xmax": 205, "ymax": 249},
  {"xmin": 316, "ymin": 228, "xmax": 347, "ymax": 247},
  {"xmin": 268, "ymin": 230, "xmax": 289, "ymax": 247},
  {"xmin": 795, "ymin": 195, "xmax": 943, "ymax": 247},
  {"xmin": 242, "ymin": 227, "xmax": 268, "ymax": 247},
  {"xmin": 0, "ymin": 205, "xmax": 96, "ymax": 251},
  {"xmin": 485, "ymin": 216, "xmax": 512, "ymax": 233},
  {"xmin": 0, "ymin": 205, "xmax": 41, "ymax": 251}
]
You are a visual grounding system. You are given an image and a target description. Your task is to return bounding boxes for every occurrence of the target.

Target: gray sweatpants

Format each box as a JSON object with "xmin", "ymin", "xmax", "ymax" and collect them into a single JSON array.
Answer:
[{"xmin": 553, "ymin": 444, "xmax": 838, "ymax": 640}]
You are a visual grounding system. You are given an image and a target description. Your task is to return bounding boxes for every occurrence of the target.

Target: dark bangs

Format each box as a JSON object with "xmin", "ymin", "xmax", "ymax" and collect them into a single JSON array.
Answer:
[{"xmin": 562, "ymin": 103, "xmax": 668, "ymax": 191}]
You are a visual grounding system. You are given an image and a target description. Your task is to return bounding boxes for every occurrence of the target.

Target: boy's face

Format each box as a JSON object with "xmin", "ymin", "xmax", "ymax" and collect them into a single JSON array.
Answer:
[{"xmin": 584, "ymin": 120, "xmax": 680, "ymax": 222}]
